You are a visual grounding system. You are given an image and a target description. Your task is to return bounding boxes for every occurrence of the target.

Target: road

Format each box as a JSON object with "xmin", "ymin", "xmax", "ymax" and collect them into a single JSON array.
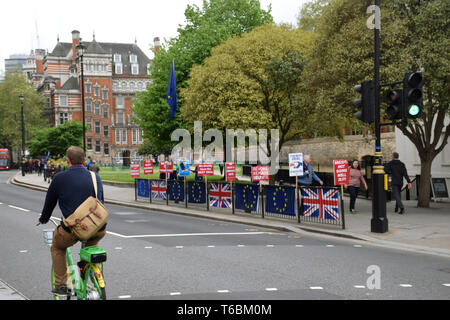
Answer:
[{"xmin": 0, "ymin": 171, "xmax": 449, "ymax": 300}]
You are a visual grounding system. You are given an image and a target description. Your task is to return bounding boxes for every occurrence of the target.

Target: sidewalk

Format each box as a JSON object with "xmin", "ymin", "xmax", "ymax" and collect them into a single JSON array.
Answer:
[{"xmin": 11, "ymin": 171, "xmax": 450, "ymax": 258}]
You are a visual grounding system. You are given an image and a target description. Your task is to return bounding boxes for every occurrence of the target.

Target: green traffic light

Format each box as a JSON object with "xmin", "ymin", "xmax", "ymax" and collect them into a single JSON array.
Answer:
[{"xmin": 409, "ymin": 104, "xmax": 420, "ymax": 116}]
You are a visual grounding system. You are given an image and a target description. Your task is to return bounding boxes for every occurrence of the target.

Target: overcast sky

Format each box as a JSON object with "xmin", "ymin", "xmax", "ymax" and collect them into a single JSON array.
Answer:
[{"xmin": 0, "ymin": 0, "xmax": 308, "ymax": 72}]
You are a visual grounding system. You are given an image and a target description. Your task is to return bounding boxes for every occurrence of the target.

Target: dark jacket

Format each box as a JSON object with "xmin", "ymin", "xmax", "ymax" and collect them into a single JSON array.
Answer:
[
  {"xmin": 39, "ymin": 165, "xmax": 106, "ymax": 233},
  {"xmin": 385, "ymin": 159, "xmax": 411, "ymax": 186}
]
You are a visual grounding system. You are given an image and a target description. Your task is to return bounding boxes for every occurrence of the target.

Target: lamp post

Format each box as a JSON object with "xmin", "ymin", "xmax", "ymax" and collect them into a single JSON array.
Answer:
[
  {"xmin": 19, "ymin": 93, "xmax": 25, "ymax": 176},
  {"xmin": 76, "ymin": 42, "xmax": 87, "ymax": 153}
]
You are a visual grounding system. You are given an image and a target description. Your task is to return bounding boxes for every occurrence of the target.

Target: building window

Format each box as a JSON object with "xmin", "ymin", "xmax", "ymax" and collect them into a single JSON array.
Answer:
[
  {"xmin": 121, "ymin": 82, "xmax": 127, "ymax": 91},
  {"xmin": 137, "ymin": 82, "xmax": 143, "ymax": 91},
  {"xmin": 132, "ymin": 128, "xmax": 137, "ymax": 144},
  {"xmin": 113, "ymin": 82, "xmax": 118, "ymax": 91},
  {"xmin": 95, "ymin": 121, "xmax": 100, "ymax": 134},
  {"xmin": 85, "ymin": 83, "xmax": 91, "ymax": 94},
  {"xmin": 130, "ymin": 82, "xmax": 135, "ymax": 92},
  {"xmin": 94, "ymin": 87, "xmax": 99, "ymax": 97},
  {"xmin": 94, "ymin": 101, "xmax": 100, "ymax": 116},
  {"xmin": 130, "ymin": 54, "xmax": 137, "ymax": 63},
  {"xmin": 115, "ymin": 63, "xmax": 122, "ymax": 74},
  {"xmin": 59, "ymin": 96, "xmax": 67, "ymax": 106},
  {"xmin": 116, "ymin": 96, "xmax": 124, "ymax": 109},
  {"xmin": 122, "ymin": 129, "xmax": 127, "ymax": 143},
  {"xmin": 103, "ymin": 105, "xmax": 108, "ymax": 119},
  {"xmin": 115, "ymin": 129, "xmax": 121, "ymax": 144},
  {"xmin": 147, "ymin": 64, "xmax": 151, "ymax": 76},
  {"xmin": 114, "ymin": 54, "xmax": 121, "ymax": 63},
  {"xmin": 87, "ymin": 117, "xmax": 92, "ymax": 131},
  {"xmin": 117, "ymin": 112, "xmax": 124, "ymax": 124},
  {"xmin": 104, "ymin": 143, "xmax": 109, "ymax": 155},
  {"xmin": 86, "ymin": 99, "xmax": 92, "ymax": 113},
  {"xmin": 104, "ymin": 125, "xmax": 109, "ymax": 137},
  {"xmin": 59, "ymin": 112, "xmax": 68, "ymax": 125},
  {"xmin": 139, "ymin": 129, "xmax": 144, "ymax": 143},
  {"xmin": 131, "ymin": 64, "xmax": 139, "ymax": 75},
  {"xmin": 102, "ymin": 90, "xmax": 108, "ymax": 100},
  {"xmin": 87, "ymin": 138, "xmax": 92, "ymax": 150},
  {"xmin": 95, "ymin": 140, "xmax": 101, "ymax": 152}
]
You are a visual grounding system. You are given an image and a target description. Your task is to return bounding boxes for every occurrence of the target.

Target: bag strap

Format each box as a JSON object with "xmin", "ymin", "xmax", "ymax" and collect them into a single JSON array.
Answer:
[{"xmin": 90, "ymin": 171, "xmax": 98, "ymax": 199}]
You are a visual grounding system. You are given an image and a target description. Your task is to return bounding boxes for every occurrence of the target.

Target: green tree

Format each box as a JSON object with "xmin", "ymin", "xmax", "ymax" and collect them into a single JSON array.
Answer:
[
  {"xmin": 132, "ymin": 0, "xmax": 273, "ymax": 154},
  {"xmin": 29, "ymin": 121, "xmax": 83, "ymax": 158},
  {"xmin": 0, "ymin": 72, "xmax": 46, "ymax": 159},
  {"xmin": 181, "ymin": 24, "xmax": 314, "ymax": 149},
  {"xmin": 299, "ymin": 0, "xmax": 450, "ymax": 207}
]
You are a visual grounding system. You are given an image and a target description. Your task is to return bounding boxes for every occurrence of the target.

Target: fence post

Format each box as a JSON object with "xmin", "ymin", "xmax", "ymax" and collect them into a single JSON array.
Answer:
[
  {"xmin": 134, "ymin": 179, "xmax": 137, "ymax": 201},
  {"xmin": 340, "ymin": 185, "xmax": 346, "ymax": 230},
  {"xmin": 149, "ymin": 179, "xmax": 152, "ymax": 204},
  {"xmin": 297, "ymin": 186, "xmax": 301, "ymax": 224},
  {"xmin": 185, "ymin": 177, "xmax": 187, "ymax": 208},
  {"xmin": 231, "ymin": 181, "xmax": 235, "ymax": 214},
  {"xmin": 206, "ymin": 179, "xmax": 209, "ymax": 211},
  {"xmin": 260, "ymin": 183, "xmax": 264, "ymax": 219}
]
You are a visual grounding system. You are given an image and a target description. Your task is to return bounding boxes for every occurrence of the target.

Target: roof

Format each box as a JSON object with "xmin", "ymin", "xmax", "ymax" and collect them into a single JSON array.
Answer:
[{"xmin": 59, "ymin": 76, "xmax": 80, "ymax": 91}]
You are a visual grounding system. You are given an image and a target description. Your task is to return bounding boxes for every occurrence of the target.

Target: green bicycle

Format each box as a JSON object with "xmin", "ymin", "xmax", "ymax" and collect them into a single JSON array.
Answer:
[{"xmin": 42, "ymin": 219, "xmax": 107, "ymax": 300}]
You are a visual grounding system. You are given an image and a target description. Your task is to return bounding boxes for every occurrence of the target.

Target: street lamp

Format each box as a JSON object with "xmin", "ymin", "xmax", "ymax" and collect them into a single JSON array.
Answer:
[
  {"xmin": 76, "ymin": 42, "xmax": 87, "ymax": 153},
  {"xmin": 19, "ymin": 93, "xmax": 25, "ymax": 176}
]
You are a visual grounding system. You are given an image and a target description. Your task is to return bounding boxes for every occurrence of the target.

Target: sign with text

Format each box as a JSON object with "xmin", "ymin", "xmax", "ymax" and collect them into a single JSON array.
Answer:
[
  {"xmin": 159, "ymin": 161, "xmax": 173, "ymax": 173},
  {"xmin": 197, "ymin": 164, "xmax": 214, "ymax": 176},
  {"xmin": 333, "ymin": 159, "xmax": 349, "ymax": 185},
  {"xmin": 143, "ymin": 160, "xmax": 153, "ymax": 175},
  {"xmin": 130, "ymin": 164, "xmax": 140, "ymax": 178},
  {"xmin": 178, "ymin": 160, "xmax": 191, "ymax": 177},
  {"xmin": 252, "ymin": 166, "xmax": 270, "ymax": 181},
  {"xmin": 225, "ymin": 162, "xmax": 236, "ymax": 182},
  {"xmin": 289, "ymin": 153, "xmax": 304, "ymax": 177}
]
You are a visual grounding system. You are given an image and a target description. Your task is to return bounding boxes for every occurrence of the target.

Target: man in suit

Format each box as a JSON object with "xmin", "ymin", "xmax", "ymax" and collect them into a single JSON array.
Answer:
[{"xmin": 385, "ymin": 152, "xmax": 412, "ymax": 214}]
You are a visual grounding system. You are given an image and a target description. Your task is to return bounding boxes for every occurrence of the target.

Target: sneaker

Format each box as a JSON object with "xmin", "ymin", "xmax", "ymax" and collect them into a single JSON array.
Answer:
[
  {"xmin": 399, "ymin": 208, "xmax": 405, "ymax": 214},
  {"xmin": 52, "ymin": 285, "xmax": 68, "ymax": 295}
]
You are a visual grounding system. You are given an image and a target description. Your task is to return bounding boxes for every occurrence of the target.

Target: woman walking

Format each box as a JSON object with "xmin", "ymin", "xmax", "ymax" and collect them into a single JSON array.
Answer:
[{"xmin": 345, "ymin": 160, "xmax": 368, "ymax": 213}]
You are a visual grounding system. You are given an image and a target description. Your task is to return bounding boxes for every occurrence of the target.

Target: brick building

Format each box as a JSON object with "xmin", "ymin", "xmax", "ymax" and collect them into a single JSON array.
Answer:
[{"xmin": 26, "ymin": 30, "xmax": 158, "ymax": 165}]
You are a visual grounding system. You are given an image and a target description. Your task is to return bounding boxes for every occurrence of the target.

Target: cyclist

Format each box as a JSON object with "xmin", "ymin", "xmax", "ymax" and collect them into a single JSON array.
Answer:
[{"xmin": 38, "ymin": 146, "xmax": 107, "ymax": 295}]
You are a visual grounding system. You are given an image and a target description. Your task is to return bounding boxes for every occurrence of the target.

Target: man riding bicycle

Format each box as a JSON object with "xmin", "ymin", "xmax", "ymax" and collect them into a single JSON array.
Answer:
[{"xmin": 38, "ymin": 146, "xmax": 107, "ymax": 295}]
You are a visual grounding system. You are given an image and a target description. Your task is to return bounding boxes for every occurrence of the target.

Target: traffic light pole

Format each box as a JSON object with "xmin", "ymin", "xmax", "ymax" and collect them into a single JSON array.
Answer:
[{"xmin": 371, "ymin": 0, "xmax": 388, "ymax": 233}]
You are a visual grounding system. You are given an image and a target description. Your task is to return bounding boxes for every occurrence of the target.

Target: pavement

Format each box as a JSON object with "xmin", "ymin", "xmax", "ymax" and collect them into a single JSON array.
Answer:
[{"xmin": 10, "ymin": 170, "xmax": 450, "ymax": 260}]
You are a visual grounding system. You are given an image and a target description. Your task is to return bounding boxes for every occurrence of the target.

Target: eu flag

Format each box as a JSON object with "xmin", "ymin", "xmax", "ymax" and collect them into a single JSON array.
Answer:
[
  {"xmin": 265, "ymin": 185, "xmax": 296, "ymax": 216},
  {"xmin": 167, "ymin": 60, "xmax": 177, "ymax": 119},
  {"xmin": 235, "ymin": 183, "xmax": 259, "ymax": 212},
  {"xmin": 168, "ymin": 180, "xmax": 184, "ymax": 202},
  {"xmin": 188, "ymin": 181, "xmax": 206, "ymax": 204},
  {"xmin": 137, "ymin": 179, "xmax": 150, "ymax": 198}
]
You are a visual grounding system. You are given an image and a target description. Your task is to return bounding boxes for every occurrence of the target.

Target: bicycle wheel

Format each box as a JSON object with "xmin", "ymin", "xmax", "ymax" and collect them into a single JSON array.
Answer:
[
  {"xmin": 87, "ymin": 266, "xmax": 106, "ymax": 300},
  {"xmin": 51, "ymin": 266, "xmax": 71, "ymax": 300}
]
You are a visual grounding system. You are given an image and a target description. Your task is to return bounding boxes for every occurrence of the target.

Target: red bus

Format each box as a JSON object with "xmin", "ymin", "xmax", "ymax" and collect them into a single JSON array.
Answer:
[{"xmin": 0, "ymin": 149, "xmax": 10, "ymax": 170}]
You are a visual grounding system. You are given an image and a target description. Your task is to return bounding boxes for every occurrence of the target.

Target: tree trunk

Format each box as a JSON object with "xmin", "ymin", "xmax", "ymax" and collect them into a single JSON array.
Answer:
[{"xmin": 417, "ymin": 157, "xmax": 433, "ymax": 208}]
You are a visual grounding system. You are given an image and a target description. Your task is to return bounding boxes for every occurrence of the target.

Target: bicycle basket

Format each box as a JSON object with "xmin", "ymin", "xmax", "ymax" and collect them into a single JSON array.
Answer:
[{"xmin": 43, "ymin": 230, "xmax": 54, "ymax": 245}]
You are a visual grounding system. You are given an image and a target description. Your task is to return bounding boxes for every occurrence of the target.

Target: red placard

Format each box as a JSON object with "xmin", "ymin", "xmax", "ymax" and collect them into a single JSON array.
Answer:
[
  {"xmin": 197, "ymin": 164, "xmax": 214, "ymax": 176},
  {"xmin": 252, "ymin": 166, "xmax": 270, "ymax": 181},
  {"xmin": 333, "ymin": 159, "xmax": 349, "ymax": 185},
  {"xmin": 225, "ymin": 162, "xmax": 236, "ymax": 182},
  {"xmin": 143, "ymin": 160, "xmax": 153, "ymax": 175},
  {"xmin": 130, "ymin": 164, "xmax": 140, "ymax": 178},
  {"xmin": 159, "ymin": 161, "xmax": 173, "ymax": 173}
]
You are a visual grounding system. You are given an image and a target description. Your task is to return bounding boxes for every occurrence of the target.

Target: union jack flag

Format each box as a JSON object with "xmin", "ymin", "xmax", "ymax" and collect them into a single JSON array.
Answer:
[
  {"xmin": 302, "ymin": 187, "xmax": 340, "ymax": 221},
  {"xmin": 209, "ymin": 183, "xmax": 232, "ymax": 209},
  {"xmin": 152, "ymin": 180, "xmax": 167, "ymax": 200}
]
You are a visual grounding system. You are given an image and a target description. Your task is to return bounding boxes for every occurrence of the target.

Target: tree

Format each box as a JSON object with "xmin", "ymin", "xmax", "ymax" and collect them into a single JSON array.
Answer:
[
  {"xmin": 0, "ymin": 72, "xmax": 46, "ymax": 159},
  {"xmin": 28, "ymin": 121, "xmax": 83, "ymax": 158},
  {"xmin": 181, "ymin": 24, "xmax": 315, "ymax": 150},
  {"xmin": 298, "ymin": 0, "xmax": 449, "ymax": 207},
  {"xmin": 132, "ymin": 0, "xmax": 273, "ymax": 154}
]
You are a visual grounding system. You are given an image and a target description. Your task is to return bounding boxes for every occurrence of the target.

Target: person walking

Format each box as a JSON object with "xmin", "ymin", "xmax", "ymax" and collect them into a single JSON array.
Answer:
[
  {"xmin": 38, "ymin": 146, "xmax": 106, "ymax": 295},
  {"xmin": 297, "ymin": 154, "xmax": 324, "ymax": 187},
  {"xmin": 385, "ymin": 152, "xmax": 412, "ymax": 214},
  {"xmin": 345, "ymin": 160, "xmax": 368, "ymax": 213}
]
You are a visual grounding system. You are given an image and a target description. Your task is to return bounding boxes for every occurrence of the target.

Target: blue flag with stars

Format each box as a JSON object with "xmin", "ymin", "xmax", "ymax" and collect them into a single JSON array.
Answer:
[
  {"xmin": 235, "ymin": 183, "xmax": 259, "ymax": 213},
  {"xmin": 188, "ymin": 181, "xmax": 206, "ymax": 204},
  {"xmin": 265, "ymin": 185, "xmax": 296, "ymax": 216},
  {"xmin": 168, "ymin": 180, "xmax": 184, "ymax": 202},
  {"xmin": 167, "ymin": 60, "xmax": 177, "ymax": 119}
]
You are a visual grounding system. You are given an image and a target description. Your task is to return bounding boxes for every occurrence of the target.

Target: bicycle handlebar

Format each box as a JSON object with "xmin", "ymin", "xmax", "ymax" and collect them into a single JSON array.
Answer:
[{"xmin": 36, "ymin": 218, "xmax": 59, "ymax": 227}]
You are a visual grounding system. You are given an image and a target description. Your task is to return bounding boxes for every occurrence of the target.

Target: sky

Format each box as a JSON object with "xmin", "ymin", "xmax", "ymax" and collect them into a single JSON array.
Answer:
[{"xmin": 0, "ymin": 0, "xmax": 308, "ymax": 72}]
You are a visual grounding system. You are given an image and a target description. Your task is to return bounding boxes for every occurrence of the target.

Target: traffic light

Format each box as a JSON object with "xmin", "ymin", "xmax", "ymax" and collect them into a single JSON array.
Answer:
[
  {"xmin": 386, "ymin": 89, "xmax": 403, "ymax": 120},
  {"xmin": 403, "ymin": 72, "xmax": 423, "ymax": 119},
  {"xmin": 353, "ymin": 80, "xmax": 374, "ymax": 123}
]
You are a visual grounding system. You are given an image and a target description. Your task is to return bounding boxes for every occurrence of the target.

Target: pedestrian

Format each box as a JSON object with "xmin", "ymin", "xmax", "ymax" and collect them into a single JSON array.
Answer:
[
  {"xmin": 297, "ymin": 154, "xmax": 324, "ymax": 187},
  {"xmin": 38, "ymin": 146, "xmax": 106, "ymax": 296},
  {"xmin": 90, "ymin": 161, "xmax": 100, "ymax": 173},
  {"xmin": 384, "ymin": 152, "xmax": 412, "ymax": 214},
  {"xmin": 344, "ymin": 160, "xmax": 368, "ymax": 213}
]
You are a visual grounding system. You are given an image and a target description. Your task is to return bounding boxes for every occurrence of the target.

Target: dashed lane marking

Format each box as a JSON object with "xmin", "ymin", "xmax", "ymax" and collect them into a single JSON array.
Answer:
[
  {"xmin": 118, "ymin": 295, "xmax": 131, "ymax": 299},
  {"xmin": 354, "ymin": 285, "xmax": 366, "ymax": 289},
  {"xmin": 443, "ymin": 284, "xmax": 450, "ymax": 287},
  {"xmin": 217, "ymin": 290, "xmax": 230, "ymax": 293},
  {"xmin": 8, "ymin": 205, "xmax": 30, "ymax": 212},
  {"xmin": 265, "ymin": 288, "xmax": 278, "ymax": 291},
  {"xmin": 353, "ymin": 245, "xmax": 363, "ymax": 247},
  {"xmin": 399, "ymin": 284, "xmax": 413, "ymax": 288},
  {"xmin": 310, "ymin": 287, "xmax": 323, "ymax": 290},
  {"xmin": 170, "ymin": 292, "xmax": 181, "ymax": 296},
  {"xmin": 19, "ymin": 250, "xmax": 28, "ymax": 253},
  {"xmin": 175, "ymin": 246, "xmax": 184, "ymax": 249},
  {"xmin": 145, "ymin": 246, "xmax": 153, "ymax": 249},
  {"xmin": 295, "ymin": 245, "xmax": 304, "ymax": 247},
  {"xmin": 266, "ymin": 245, "xmax": 275, "ymax": 248},
  {"xmin": 326, "ymin": 245, "xmax": 335, "ymax": 247}
]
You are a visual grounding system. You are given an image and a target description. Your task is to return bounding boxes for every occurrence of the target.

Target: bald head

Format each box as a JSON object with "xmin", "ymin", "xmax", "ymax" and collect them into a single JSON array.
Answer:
[{"xmin": 304, "ymin": 154, "xmax": 311, "ymax": 164}]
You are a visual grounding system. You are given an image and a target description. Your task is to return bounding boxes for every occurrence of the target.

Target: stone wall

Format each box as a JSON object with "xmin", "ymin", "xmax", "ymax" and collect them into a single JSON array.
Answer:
[{"xmin": 280, "ymin": 132, "xmax": 396, "ymax": 171}]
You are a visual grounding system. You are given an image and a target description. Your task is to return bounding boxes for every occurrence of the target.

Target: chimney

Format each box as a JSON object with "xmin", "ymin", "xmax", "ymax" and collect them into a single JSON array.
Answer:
[
  {"xmin": 72, "ymin": 30, "xmax": 80, "ymax": 58},
  {"xmin": 153, "ymin": 37, "xmax": 160, "ymax": 53}
]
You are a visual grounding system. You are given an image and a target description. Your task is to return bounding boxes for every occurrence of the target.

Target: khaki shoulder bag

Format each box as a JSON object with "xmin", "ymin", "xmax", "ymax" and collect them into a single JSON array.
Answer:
[{"xmin": 63, "ymin": 171, "xmax": 108, "ymax": 241}]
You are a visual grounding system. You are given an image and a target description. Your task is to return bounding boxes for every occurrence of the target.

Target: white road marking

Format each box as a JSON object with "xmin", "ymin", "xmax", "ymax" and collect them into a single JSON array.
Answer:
[
  {"xmin": 354, "ymin": 285, "xmax": 366, "ymax": 289},
  {"xmin": 8, "ymin": 205, "xmax": 30, "ymax": 212},
  {"xmin": 353, "ymin": 245, "xmax": 363, "ymax": 247},
  {"xmin": 237, "ymin": 245, "xmax": 245, "ymax": 247},
  {"xmin": 175, "ymin": 246, "xmax": 184, "ymax": 249},
  {"xmin": 399, "ymin": 284, "xmax": 413, "ymax": 288},
  {"xmin": 145, "ymin": 246, "xmax": 153, "ymax": 249},
  {"xmin": 266, "ymin": 245, "xmax": 275, "ymax": 248},
  {"xmin": 295, "ymin": 245, "xmax": 304, "ymax": 247},
  {"xmin": 217, "ymin": 290, "xmax": 230, "ymax": 293},
  {"xmin": 207, "ymin": 245, "xmax": 216, "ymax": 248},
  {"xmin": 118, "ymin": 295, "xmax": 131, "ymax": 299},
  {"xmin": 265, "ymin": 288, "xmax": 278, "ymax": 291},
  {"xmin": 19, "ymin": 250, "xmax": 28, "ymax": 253},
  {"xmin": 115, "ymin": 247, "xmax": 123, "ymax": 250},
  {"xmin": 170, "ymin": 292, "xmax": 181, "ymax": 296},
  {"xmin": 443, "ymin": 284, "xmax": 450, "ymax": 287},
  {"xmin": 310, "ymin": 287, "xmax": 323, "ymax": 290},
  {"xmin": 326, "ymin": 245, "xmax": 335, "ymax": 247}
]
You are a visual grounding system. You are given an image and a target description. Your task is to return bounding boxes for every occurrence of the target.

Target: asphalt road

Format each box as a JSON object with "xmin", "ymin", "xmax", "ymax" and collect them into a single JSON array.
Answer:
[{"xmin": 0, "ymin": 171, "xmax": 449, "ymax": 300}]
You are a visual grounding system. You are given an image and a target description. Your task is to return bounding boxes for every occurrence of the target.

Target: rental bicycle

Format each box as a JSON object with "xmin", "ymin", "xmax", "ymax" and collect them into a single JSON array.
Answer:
[{"xmin": 42, "ymin": 219, "xmax": 107, "ymax": 300}]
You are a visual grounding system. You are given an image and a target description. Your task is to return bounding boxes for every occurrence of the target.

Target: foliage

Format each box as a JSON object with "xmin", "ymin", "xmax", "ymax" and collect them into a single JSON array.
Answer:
[
  {"xmin": 0, "ymin": 72, "xmax": 46, "ymax": 153},
  {"xmin": 132, "ymin": 0, "xmax": 273, "ymax": 153},
  {"xmin": 28, "ymin": 121, "xmax": 83, "ymax": 158}
]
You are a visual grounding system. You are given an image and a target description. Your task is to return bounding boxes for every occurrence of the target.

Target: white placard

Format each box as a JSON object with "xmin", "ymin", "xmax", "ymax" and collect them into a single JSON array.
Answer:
[{"xmin": 289, "ymin": 153, "xmax": 304, "ymax": 177}]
